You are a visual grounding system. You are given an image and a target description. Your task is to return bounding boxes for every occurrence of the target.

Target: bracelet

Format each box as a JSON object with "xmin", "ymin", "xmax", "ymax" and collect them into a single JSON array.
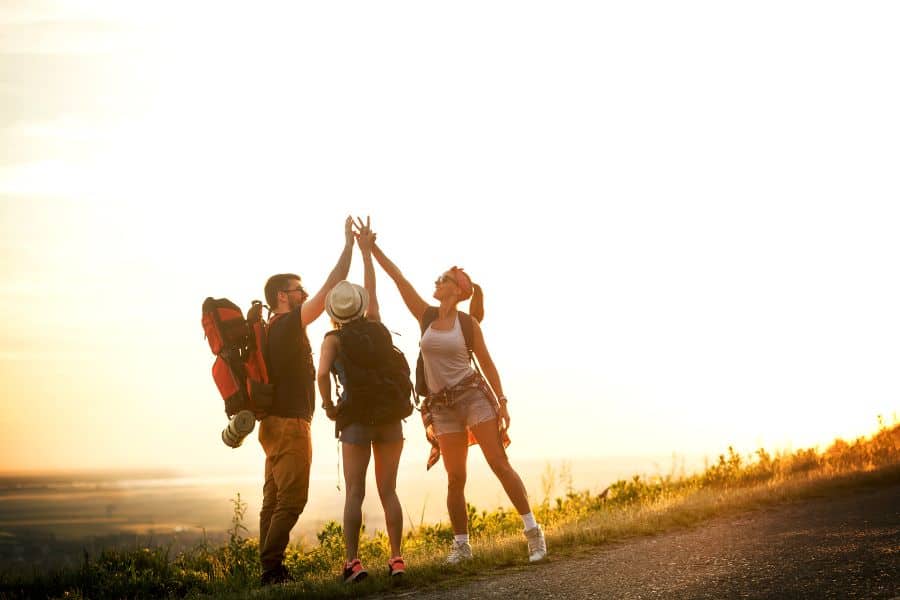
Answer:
[{"xmin": 498, "ymin": 395, "xmax": 508, "ymax": 404}]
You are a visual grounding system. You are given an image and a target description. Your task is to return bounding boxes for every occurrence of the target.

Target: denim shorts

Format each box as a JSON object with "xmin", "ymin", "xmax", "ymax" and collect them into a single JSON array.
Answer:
[
  {"xmin": 429, "ymin": 386, "xmax": 498, "ymax": 436},
  {"xmin": 339, "ymin": 421, "xmax": 404, "ymax": 445}
]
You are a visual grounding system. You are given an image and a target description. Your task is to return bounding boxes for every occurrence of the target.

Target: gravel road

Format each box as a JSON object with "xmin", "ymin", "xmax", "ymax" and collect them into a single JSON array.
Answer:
[{"xmin": 385, "ymin": 482, "xmax": 900, "ymax": 599}]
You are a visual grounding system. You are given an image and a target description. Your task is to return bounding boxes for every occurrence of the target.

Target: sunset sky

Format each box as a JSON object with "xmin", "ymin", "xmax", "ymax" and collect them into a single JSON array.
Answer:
[{"xmin": 1, "ymin": 1, "xmax": 898, "ymax": 476}]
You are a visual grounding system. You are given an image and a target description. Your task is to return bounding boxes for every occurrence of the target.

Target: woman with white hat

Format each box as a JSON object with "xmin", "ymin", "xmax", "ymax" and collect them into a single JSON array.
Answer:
[
  {"xmin": 317, "ymin": 222, "xmax": 406, "ymax": 583},
  {"xmin": 369, "ymin": 237, "xmax": 547, "ymax": 565}
]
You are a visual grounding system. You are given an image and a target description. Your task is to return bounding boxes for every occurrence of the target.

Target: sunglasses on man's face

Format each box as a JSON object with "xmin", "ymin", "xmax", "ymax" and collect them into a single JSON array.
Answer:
[{"xmin": 283, "ymin": 286, "xmax": 306, "ymax": 296}]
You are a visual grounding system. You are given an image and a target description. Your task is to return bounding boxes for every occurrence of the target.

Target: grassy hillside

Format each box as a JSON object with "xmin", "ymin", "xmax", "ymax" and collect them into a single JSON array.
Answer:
[{"xmin": 1, "ymin": 419, "xmax": 897, "ymax": 599}]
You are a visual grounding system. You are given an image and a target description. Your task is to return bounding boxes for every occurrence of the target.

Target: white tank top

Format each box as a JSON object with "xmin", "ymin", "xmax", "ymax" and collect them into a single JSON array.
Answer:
[{"xmin": 420, "ymin": 314, "xmax": 474, "ymax": 394}]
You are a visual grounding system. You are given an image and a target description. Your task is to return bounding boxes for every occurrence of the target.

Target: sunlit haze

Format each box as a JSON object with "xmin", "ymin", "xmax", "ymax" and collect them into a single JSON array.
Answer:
[{"xmin": 1, "ymin": 1, "xmax": 898, "ymax": 479}]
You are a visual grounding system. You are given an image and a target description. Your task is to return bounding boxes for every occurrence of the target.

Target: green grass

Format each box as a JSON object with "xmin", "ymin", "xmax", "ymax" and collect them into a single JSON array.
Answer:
[{"xmin": 2, "ymin": 418, "xmax": 898, "ymax": 599}]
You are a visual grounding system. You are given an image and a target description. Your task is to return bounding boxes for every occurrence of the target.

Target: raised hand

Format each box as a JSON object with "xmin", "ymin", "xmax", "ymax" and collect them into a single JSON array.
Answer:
[
  {"xmin": 354, "ymin": 215, "xmax": 376, "ymax": 254},
  {"xmin": 344, "ymin": 215, "xmax": 354, "ymax": 246}
]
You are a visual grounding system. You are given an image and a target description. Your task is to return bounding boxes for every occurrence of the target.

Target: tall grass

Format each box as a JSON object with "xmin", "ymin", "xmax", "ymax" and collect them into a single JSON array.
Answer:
[{"xmin": 1, "ymin": 419, "xmax": 897, "ymax": 599}]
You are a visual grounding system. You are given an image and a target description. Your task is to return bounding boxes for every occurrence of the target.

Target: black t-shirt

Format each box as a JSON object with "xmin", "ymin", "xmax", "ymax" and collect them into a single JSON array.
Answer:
[{"xmin": 266, "ymin": 307, "xmax": 316, "ymax": 420}]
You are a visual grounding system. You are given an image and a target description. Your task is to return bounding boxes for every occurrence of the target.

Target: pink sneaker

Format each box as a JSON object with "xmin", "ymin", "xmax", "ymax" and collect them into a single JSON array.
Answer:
[
  {"xmin": 388, "ymin": 556, "xmax": 406, "ymax": 577},
  {"xmin": 342, "ymin": 558, "xmax": 368, "ymax": 584}
]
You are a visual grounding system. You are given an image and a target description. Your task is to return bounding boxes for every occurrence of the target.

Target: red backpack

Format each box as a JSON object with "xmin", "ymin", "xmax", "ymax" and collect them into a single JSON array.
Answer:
[{"xmin": 201, "ymin": 298, "xmax": 273, "ymax": 418}]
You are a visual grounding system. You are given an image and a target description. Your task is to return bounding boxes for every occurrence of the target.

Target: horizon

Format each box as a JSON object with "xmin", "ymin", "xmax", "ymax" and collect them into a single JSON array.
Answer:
[
  {"xmin": 1, "ymin": 420, "xmax": 892, "ymax": 480},
  {"xmin": 1, "ymin": 417, "xmax": 891, "ymax": 476}
]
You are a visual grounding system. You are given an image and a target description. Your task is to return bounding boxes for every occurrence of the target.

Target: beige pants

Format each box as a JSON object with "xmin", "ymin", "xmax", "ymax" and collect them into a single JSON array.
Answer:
[{"xmin": 258, "ymin": 416, "xmax": 312, "ymax": 572}]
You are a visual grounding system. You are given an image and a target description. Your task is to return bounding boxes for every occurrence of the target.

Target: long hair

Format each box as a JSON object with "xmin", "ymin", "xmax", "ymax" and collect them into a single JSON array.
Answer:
[
  {"xmin": 450, "ymin": 266, "xmax": 483, "ymax": 323},
  {"xmin": 469, "ymin": 283, "xmax": 484, "ymax": 323}
]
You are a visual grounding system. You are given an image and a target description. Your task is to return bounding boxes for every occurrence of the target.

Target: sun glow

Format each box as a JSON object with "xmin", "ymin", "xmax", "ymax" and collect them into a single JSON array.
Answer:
[{"xmin": 1, "ymin": 1, "xmax": 898, "ymax": 475}]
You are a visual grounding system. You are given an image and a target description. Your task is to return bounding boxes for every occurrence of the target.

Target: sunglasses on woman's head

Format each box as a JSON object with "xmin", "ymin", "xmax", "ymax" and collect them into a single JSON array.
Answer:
[{"xmin": 435, "ymin": 274, "xmax": 457, "ymax": 286}]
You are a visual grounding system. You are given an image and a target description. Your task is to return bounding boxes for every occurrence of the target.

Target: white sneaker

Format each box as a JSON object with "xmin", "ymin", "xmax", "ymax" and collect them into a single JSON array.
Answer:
[
  {"xmin": 524, "ymin": 525, "xmax": 547, "ymax": 562},
  {"xmin": 445, "ymin": 540, "xmax": 473, "ymax": 564}
]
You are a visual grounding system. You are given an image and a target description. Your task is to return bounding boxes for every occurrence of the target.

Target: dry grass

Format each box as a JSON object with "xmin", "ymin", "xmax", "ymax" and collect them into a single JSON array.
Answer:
[{"xmin": 2, "ymin": 420, "xmax": 897, "ymax": 599}]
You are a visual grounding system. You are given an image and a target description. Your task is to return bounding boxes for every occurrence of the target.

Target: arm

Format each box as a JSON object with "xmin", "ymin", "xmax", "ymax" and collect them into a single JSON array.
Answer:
[
  {"xmin": 301, "ymin": 217, "xmax": 355, "ymax": 327},
  {"xmin": 371, "ymin": 241, "xmax": 429, "ymax": 322},
  {"xmin": 357, "ymin": 224, "xmax": 381, "ymax": 323},
  {"xmin": 470, "ymin": 319, "xmax": 511, "ymax": 431},
  {"xmin": 316, "ymin": 335, "xmax": 339, "ymax": 420}
]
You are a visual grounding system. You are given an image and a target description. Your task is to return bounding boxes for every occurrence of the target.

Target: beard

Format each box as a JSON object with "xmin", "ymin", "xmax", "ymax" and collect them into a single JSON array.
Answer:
[{"xmin": 288, "ymin": 295, "xmax": 305, "ymax": 311}]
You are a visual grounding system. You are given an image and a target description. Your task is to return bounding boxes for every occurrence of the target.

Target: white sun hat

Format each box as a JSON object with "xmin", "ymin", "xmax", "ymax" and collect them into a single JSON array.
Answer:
[{"xmin": 325, "ymin": 280, "xmax": 369, "ymax": 324}]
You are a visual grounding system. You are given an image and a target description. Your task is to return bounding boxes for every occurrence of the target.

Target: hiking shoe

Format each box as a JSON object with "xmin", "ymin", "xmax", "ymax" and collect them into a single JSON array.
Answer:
[
  {"xmin": 388, "ymin": 556, "xmax": 406, "ymax": 577},
  {"xmin": 260, "ymin": 564, "xmax": 294, "ymax": 586},
  {"xmin": 445, "ymin": 540, "xmax": 473, "ymax": 564},
  {"xmin": 525, "ymin": 524, "xmax": 548, "ymax": 562},
  {"xmin": 342, "ymin": 558, "xmax": 368, "ymax": 584}
]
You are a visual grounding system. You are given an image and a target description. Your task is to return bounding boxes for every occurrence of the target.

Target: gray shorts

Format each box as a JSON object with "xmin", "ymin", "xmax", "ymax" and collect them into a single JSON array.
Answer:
[
  {"xmin": 429, "ymin": 386, "xmax": 498, "ymax": 436},
  {"xmin": 339, "ymin": 421, "xmax": 404, "ymax": 445}
]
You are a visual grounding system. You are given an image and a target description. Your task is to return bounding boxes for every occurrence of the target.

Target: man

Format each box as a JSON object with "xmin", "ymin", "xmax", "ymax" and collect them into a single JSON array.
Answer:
[{"xmin": 257, "ymin": 217, "xmax": 354, "ymax": 585}]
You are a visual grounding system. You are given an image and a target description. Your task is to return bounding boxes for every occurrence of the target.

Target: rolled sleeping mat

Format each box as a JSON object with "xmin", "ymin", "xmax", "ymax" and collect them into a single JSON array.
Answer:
[{"xmin": 222, "ymin": 410, "xmax": 256, "ymax": 448}]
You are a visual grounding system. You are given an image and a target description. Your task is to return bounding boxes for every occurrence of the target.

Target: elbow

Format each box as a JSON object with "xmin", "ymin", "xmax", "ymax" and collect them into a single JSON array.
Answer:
[{"xmin": 480, "ymin": 359, "xmax": 498, "ymax": 377}]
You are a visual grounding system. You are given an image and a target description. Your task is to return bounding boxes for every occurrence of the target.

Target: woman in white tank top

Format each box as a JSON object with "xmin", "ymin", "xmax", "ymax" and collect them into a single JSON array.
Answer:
[
  {"xmin": 369, "ymin": 228, "xmax": 548, "ymax": 565},
  {"xmin": 419, "ymin": 313, "xmax": 474, "ymax": 391}
]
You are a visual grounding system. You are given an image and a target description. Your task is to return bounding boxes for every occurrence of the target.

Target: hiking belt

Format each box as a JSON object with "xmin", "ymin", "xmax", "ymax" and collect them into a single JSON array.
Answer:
[{"xmin": 423, "ymin": 371, "xmax": 493, "ymax": 409}]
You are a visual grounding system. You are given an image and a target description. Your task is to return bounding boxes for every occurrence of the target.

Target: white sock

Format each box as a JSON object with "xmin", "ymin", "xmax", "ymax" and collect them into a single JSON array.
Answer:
[
  {"xmin": 454, "ymin": 533, "xmax": 469, "ymax": 544},
  {"xmin": 521, "ymin": 511, "xmax": 538, "ymax": 531}
]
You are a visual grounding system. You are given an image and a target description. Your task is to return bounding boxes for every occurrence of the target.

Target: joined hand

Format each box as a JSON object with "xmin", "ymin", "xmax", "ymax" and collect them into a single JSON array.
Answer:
[{"xmin": 353, "ymin": 215, "xmax": 376, "ymax": 253}]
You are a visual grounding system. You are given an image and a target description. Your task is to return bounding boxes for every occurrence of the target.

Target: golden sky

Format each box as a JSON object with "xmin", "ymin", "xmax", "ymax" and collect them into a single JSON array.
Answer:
[{"xmin": 1, "ymin": 1, "xmax": 898, "ymax": 474}]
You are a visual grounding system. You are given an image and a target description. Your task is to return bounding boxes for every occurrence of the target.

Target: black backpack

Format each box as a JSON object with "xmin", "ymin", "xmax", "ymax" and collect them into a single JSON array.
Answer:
[
  {"xmin": 330, "ymin": 319, "xmax": 414, "ymax": 428},
  {"xmin": 414, "ymin": 307, "xmax": 477, "ymax": 398}
]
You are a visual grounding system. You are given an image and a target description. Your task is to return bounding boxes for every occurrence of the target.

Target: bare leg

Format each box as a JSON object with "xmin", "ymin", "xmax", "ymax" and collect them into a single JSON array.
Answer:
[
  {"xmin": 372, "ymin": 439, "xmax": 404, "ymax": 557},
  {"xmin": 437, "ymin": 431, "xmax": 470, "ymax": 535},
  {"xmin": 470, "ymin": 418, "xmax": 531, "ymax": 515},
  {"xmin": 342, "ymin": 442, "xmax": 372, "ymax": 561}
]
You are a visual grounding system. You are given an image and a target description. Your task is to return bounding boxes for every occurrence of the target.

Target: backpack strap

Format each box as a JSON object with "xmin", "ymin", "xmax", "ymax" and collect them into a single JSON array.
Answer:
[
  {"xmin": 419, "ymin": 306, "xmax": 440, "ymax": 335},
  {"xmin": 456, "ymin": 311, "xmax": 482, "ymax": 376},
  {"xmin": 457, "ymin": 312, "xmax": 474, "ymax": 354},
  {"xmin": 324, "ymin": 328, "xmax": 344, "ymax": 404},
  {"xmin": 415, "ymin": 307, "xmax": 439, "ymax": 401}
]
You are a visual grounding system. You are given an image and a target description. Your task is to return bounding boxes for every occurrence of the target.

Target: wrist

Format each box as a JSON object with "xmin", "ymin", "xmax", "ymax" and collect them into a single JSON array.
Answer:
[{"xmin": 498, "ymin": 395, "xmax": 508, "ymax": 405}]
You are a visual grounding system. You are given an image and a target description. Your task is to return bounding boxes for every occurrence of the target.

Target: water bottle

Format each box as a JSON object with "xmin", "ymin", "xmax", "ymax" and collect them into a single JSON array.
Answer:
[{"xmin": 222, "ymin": 410, "xmax": 256, "ymax": 448}]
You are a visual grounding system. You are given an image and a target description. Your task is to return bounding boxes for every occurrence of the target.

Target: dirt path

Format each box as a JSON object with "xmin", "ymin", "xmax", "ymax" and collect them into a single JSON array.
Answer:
[{"xmin": 386, "ymin": 482, "xmax": 900, "ymax": 599}]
